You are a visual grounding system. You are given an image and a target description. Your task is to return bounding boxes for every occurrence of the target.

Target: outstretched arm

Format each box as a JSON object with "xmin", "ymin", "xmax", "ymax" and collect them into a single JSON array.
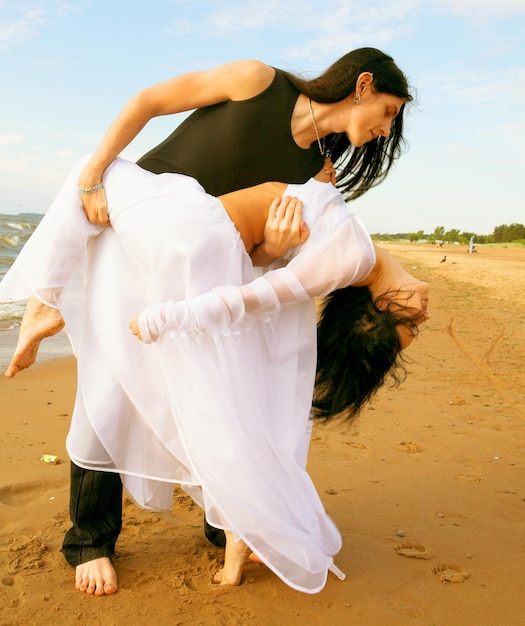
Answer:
[
  {"xmin": 129, "ymin": 239, "xmax": 425, "ymax": 345},
  {"xmin": 78, "ymin": 60, "xmax": 275, "ymax": 225},
  {"xmin": 130, "ymin": 195, "xmax": 376, "ymax": 342}
]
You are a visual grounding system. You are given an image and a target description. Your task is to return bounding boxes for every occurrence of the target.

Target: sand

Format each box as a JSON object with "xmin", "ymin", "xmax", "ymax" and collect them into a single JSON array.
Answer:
[{"xmin": 0, "ymin": 242, "xmax": 524, "ymax": 626}]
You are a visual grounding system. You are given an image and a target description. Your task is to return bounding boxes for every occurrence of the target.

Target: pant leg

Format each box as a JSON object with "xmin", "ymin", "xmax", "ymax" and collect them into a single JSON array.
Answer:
[
  {"xmin": 62, "ymin": 462, "xmax": 123, "ymax": 567},
  {"xmin": 204, "ymin": 517, "xmax": 226, "ymax": 548}
]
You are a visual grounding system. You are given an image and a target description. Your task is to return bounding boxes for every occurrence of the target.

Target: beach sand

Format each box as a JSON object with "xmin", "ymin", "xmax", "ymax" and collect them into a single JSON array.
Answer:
[{"xmin": 1, "ymin": 243, "xmax": 524, "ymax": 625}]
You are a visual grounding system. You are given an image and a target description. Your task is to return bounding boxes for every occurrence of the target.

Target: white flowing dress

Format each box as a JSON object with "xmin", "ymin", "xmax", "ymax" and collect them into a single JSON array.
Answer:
[{"xmin": 0, "ymin": 157, "xmax": 375, "ymax": 593}]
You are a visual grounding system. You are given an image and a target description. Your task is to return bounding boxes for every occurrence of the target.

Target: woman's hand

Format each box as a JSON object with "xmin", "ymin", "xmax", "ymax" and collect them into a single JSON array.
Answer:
[
  {"xmin": 129, "ymin": 315, "xmax": 143, "ymax": 341},
  {"xmin": 128, "ymin": 288, "xmax": 244, "ymax": 343},
  {"xmin": 313, "ymin": 157, "xmax": 337, "ymax": 185},
  {"xmin": 79, "ymin": 187, "xmax": 110, "ymax": 225},
  {"xmin": 78, "ymin": 163, "xmax": 111, "ymax": 225},
  {"xmin": 250, "ymin": 196, "xmax": 310, "ymax": 266}
]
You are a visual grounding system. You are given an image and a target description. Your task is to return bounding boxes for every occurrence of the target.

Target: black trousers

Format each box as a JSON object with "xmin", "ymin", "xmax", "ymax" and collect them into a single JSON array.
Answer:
[
  {"xmin": 62, "ymin": 462, "xmax": 226, "ymax": 566},
  {"xmin": 62, "ymin": 462, "xmax": 123, "ymax": 567}
]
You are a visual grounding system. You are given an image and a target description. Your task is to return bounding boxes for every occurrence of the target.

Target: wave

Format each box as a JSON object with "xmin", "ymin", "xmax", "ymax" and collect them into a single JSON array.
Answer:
[
  {"xmin": 0, "ymin": 299, "xmax": 26, "ymax": 324},
  {"xmin": 0, "ymin": 213, "xmax": 42, "ymax": 321},
  {"xmin": 0, "ymin": 233, "xmax": 20, "ymax": 247},
  {"xmin": 5, "ymin": 221, "xmax": 26, "ymax": 231}
]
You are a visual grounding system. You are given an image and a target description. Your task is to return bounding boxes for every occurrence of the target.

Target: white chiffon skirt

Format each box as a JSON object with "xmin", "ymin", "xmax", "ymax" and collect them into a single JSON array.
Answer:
[{"xmin": 0, "ymin": 157, "xmax": 342, "ymax": 593}]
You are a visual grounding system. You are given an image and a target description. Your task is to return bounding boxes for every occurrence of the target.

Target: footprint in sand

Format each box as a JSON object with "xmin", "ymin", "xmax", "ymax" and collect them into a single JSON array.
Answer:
[
  {"xmin": 345, "ymin": 441, "xmax": 368, "ymax": 450},
  {"xmin": 0, "ymin": 480, "xmax": 65, "ymax": 506},
  {"xmin": 387, "ymin": 597, "xmax": 424, "ymax": 618},
  {"xmin": 1, "ymin": 575, "xmax": 23, "ymax": 609},
  {"xmin": 395, "ymin": 542, "xmax": 433, "ymax": 560},
  {"xmin": 432, "ymin": 563, "xmax": 470, "ymax": 583},
  {"xmin": 455, "ymin": 472, "xmax": 482, "ymax": 482},
  {"xmin": 8, "ymin": 536, "xmax": 47, "ymax": 575},
  {"xmin": 396, "ymin": 441, "xmax": 422, "ymax": 453}
]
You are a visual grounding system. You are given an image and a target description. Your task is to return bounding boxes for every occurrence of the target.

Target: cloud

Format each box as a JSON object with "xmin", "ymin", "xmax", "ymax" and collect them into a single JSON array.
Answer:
[
  {"xmin": 164, "ymin": 0, "xmax": 523, "ymax": 65},
  {"xmin": 167, "ymin": 0, "xmax": 414, "ymax": 35},
  {"xmin": 0, "ymin": 133, "xmax": 23, "ymax": 146},
  {"xmin": 462, "ymin": 68, "xmax": 525, "ymax": 109},
  {"xmin": 0, "ymin": 7, "xmax": 46, "ymax": 47},
  {"xmin": 164, "ymin": 0, "xmax": 422, "ymax": 65},
  {"xmin": 165, "ymin": 0, "xmax": 523, "ymax": 41},
  {"xmin": 432, "ymin": 66, "xmax": 525, "ymax": 109},
  {"xmin": 0, "ymin": 1, "xmax": 82, "ymax": 49},
  {"xmin": 442, "ymin": 143, "xmax": 478, "ymax": 159},
  {"xmin": 277, "ymin": 1, "xmax": 420, "ymax": 61},
  {"xmin": 0, "ymin": 149, "xmax": 82, "ymax": 213},
  {"xmin": 429, "ymin": 0, "xmax": 525, "ymax": 15},
  {"xmin": 169, "ymin": 0, "xmax": 297, "ymax": 33}
]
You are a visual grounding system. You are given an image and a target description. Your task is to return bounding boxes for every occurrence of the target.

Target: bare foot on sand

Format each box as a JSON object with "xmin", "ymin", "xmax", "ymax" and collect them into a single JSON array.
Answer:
[
  {"xmin": 212, "ymin": 530, "xmax": 249, "ymax": 586},
  {"xmin": 4, "ymin": 295, "xmax": 64, "ymax": 378},
  {"xmin": 75, "ymin": 557, "xmax": 118, "ymax": 595},
  {"xmin": 248, "ymin": 552, "xmax": 263, "ymax": 564}
]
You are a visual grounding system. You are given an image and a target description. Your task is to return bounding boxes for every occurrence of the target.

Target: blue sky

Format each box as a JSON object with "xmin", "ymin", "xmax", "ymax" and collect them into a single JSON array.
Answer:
[{"xmin": 0, "ymin": 0, "xmax": 524, "ymax": 234}]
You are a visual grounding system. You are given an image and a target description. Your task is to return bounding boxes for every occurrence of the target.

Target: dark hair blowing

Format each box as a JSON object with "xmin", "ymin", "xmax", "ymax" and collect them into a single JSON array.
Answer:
[
  {"xmin": 313, "ymin": 285, "xmax": 421, "ymax": 422},
  {"xmin": 281, "ymin": 47, "xmax": 414, "ymax": 201}
]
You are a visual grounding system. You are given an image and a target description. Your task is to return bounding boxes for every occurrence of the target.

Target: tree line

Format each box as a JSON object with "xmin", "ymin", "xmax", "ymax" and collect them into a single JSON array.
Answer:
[{"xmin": 371, "ymin": 223, "xmax": 525, "ymax": 244}]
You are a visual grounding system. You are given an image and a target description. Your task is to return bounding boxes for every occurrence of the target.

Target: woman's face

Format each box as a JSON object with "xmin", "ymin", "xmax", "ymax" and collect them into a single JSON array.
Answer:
[
  {"xmin": 344, "ymin": 84, "xmax": 406, "ymax": 147},
  {"xmin": 393, "ymin": 281, "xmax": 430, "ymax": 349}
]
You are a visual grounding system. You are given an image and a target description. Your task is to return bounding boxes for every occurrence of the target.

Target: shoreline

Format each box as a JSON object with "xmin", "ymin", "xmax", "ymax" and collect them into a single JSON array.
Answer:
[{"xmin": 0, "ymin": 326, "xmax": 73, "ymax": 371}]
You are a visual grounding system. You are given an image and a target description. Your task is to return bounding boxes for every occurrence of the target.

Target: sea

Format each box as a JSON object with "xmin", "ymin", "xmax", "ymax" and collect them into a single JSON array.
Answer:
[
  {"xmin": 0, "ymin": 212, "xmax": 73, "ymax": 366},
  {"xmin": 0, "ymin": 212, "xmax": 42, "ymax": 324}
]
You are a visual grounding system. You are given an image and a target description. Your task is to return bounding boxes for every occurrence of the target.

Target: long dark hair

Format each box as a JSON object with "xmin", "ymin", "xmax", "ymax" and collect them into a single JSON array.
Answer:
[
  {"xmin": 282, "ymin": 48, "xmax": 414, "ymax": 201},
  {"xmin": 313, "ymin": 285, "xmax": 421, "ymax": 422}
]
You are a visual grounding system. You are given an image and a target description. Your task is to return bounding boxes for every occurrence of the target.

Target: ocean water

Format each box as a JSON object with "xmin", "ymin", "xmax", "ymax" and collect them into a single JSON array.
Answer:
[
  {"xmin": 0, "ymin": 212, "xmax": 43, "ymax": 327},
  {"xmin": 0, "ymin": 212, "xmax": 73, "ymax": 367}
]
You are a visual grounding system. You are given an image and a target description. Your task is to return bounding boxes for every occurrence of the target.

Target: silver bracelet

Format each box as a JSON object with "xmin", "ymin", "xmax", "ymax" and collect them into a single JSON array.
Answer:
[{"xmin": 78, "ymin": 182, "xmax": 104, "ymax": 194}]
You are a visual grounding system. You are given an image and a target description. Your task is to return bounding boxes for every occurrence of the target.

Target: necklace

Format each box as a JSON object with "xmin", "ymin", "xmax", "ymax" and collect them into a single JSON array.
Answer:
[{"xmin": 308, "ymin": 98, "xmax": 327, "ymax": 157}]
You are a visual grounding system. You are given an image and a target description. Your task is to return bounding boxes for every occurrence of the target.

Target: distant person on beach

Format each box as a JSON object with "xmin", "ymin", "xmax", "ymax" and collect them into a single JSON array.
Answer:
[
  {"xmin": 0, "ymin": 154, "xmax": 429, "ymax": 593},
  {"xmin": 7, "ymin": 47, "xmax": 415, "ymax": 595},
  {"xmin": 469, "ymin": 235, "xmax": 476, "ymax": 253}
]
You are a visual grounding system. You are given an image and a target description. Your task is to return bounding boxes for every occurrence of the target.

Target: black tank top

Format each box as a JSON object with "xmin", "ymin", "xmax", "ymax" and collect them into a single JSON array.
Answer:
[{"xmin": 137, "ymin": 69, "xmax": 323, "ymax": 196}]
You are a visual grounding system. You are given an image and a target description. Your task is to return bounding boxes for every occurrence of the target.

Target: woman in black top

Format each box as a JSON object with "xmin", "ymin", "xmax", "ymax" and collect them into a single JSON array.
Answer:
[{"xmin": 79, "ymin": 47, "xmax": 412, "ymax": 223}]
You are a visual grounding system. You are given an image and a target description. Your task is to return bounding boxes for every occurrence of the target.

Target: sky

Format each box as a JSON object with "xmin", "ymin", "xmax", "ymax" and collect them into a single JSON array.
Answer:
[{"xmin": 0, "ymin": 0, "xmax": 524, "ymax": 235}]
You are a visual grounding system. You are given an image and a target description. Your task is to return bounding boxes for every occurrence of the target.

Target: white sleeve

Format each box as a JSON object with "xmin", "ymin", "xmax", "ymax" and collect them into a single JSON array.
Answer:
[
  {"xmin": 139, "ymin": 196, "xmax": 376, "ymax": 342},
  {"xmin": 240, "ymin": 207, "xmax": 376, "ymax": 314}
]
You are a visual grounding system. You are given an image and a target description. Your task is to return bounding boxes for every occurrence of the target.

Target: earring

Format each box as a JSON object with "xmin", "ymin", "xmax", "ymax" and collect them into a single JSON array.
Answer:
[{"xmin": 353, "ymin": 92, "xmax": 361, "ymax": 105}]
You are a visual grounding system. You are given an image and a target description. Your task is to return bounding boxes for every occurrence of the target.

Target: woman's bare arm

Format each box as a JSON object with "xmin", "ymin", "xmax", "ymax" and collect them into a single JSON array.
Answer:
[{"xmin": 79, "ymin": 60, "xmax": 275, "ymax": 225}]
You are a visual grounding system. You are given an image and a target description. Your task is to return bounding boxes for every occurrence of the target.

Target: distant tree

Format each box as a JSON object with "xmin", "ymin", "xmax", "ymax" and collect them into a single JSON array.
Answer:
[
  {"xmin": 493, "ymin": 225, "xmax": 506, "ymax": 242},
  {"xmin": 507, "ymin": 223, "xmax": 525, "ymax": 241},
  {"xmin": 460, "ymin": 231, "xmax": 476, "ymax": 245},
  {"xmin": 474, "ymin": 233, "xmax": 486, "ymax": 243},
  {"xmin": 493, "ymin": 223, "xmax": 525, "ymax": 243},
  {"xmin": 445, "ymin": 228, "xmax": 461, "ymax": 242},
  {"xmin": 407, "ymin": 229, "xmax": 425, "ymax": 242},
  {"xmin": 371, "ymin": 223, "xmax": 524, "ymax": 244}
]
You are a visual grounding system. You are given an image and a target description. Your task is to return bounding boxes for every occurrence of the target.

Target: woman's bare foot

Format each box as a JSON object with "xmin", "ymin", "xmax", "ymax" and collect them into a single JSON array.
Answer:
[
  {"xmin": 212, "ymin": 530, "xmax": 249, "ymax": 586},
  {"xmin": 248, "ymin": 552, "xmax": 263, "ymax": 564},
  {"xmin": 4, "ymin": 295, "xmax": 64, "ymax": 378},
  {"xmin": 75, "ymin": 557, "xmax": 118, "ymax": 595}
]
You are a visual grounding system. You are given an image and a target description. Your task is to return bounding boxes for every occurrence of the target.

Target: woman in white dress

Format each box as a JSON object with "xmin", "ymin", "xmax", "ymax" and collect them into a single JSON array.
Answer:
[{"xmin": 0, "ymin": 156, "xmax": 429, "ymax": 593}]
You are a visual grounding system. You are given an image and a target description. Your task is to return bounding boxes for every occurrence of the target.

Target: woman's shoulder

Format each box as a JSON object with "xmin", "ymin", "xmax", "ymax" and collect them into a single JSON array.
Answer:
[
  {"xmin": 218, "ymin": 60, "xmax": 276, "ymax": 100},
  {"xmin": 285, "ymin": 179, "xmax": 343, "ymax": 207}
]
